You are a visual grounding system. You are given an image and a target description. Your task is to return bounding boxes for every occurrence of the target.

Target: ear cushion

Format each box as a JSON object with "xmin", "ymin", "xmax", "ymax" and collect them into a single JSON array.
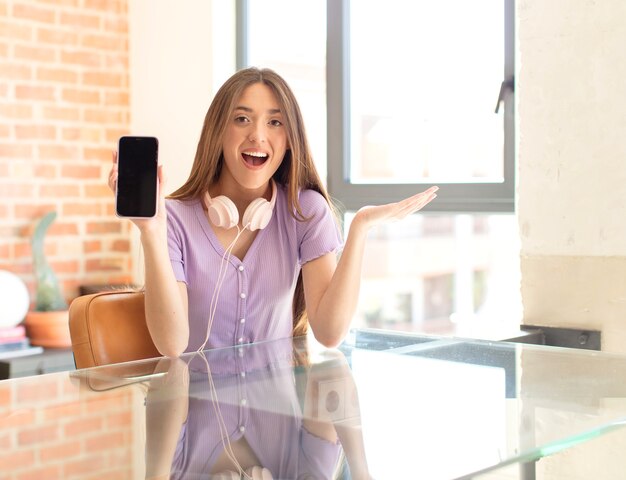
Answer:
[
  {"xmin": 208, "ymin": 195, "xmax": 239, "ymax": 229},
  {"xmin": 243, "ymin": 198, "xmax": 273, "ymax": 231}
]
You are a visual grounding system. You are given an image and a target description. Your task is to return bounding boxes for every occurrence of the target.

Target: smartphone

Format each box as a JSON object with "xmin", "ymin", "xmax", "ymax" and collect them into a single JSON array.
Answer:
[{"xmin": 115, "ymin": 136, "xmax": 159, "ymax": 218}]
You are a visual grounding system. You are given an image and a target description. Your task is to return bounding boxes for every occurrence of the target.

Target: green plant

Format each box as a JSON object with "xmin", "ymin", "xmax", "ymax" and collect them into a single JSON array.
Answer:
[{"xmin": 31, "ymin": 211, "xmax": 68, "ymax": 312}]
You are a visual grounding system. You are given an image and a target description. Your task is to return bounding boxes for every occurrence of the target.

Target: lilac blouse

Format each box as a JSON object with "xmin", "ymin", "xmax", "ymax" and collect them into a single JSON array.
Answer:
[
  {"xmin": 169, "ymin": 337, "xmax": 343, "ymax": 479},
  {"xmin": 166, "ymin": 185, "xmax": 343, "ymax": 351}
]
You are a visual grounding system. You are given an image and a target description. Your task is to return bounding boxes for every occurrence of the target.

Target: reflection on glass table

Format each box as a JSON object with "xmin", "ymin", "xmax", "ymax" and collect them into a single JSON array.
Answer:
[{"xmin": 2, "ymin": 329, "xmax": 626, "ymax": 479}]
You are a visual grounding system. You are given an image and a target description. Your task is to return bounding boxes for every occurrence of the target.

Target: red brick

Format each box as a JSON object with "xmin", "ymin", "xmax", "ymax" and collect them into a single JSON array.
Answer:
[
  {"xmin": 12, "ymin": 3, "xmax": 56, "ymax": 23},
  {"xmin": 105, "ymin": 410, "xmax": 132, "ymax": 428},
  {"xmin": 63, "ymin": 455, "xmax": 105, "ymax": 478},
  {"xmin": 84, "ymin": 0, "xmax": 125, "ymax": 12},
  {"xmin": 86, "ymin": 258, "xmax": 124, "ymax": 272},
  {"xmin": 0, "ymin": 450, "xmax": 35, "ymax": 471},
  {"xmin": 105, "ymin": 128, "xmax": 129, "ymax": 143},
  {"xmin": 18, "ymin": 424, "xmax": 59, "ymax": 446},
  {"xmin": 83, "ymin": 240, "xmax": 101, "ymax": 253},
  {"xmin": 38, "ymin": 144, "xmax": 80, "ymax": 160},
  {"xmin": 42, "ymin": 401, "xmax": 82, "ymax": 421},
  {"xmin": 37, "ymin": 66, "xmax": 78, "ymax": 84},
  {"xmin": 0, "ymin": 20, "xmax": 33, "ymax": 41},
  {"xmin": 48, "ymin": 222, "xmax": 79, "ymax": 235},
  {"xmin": 49, "ymin": 260, "xmax": 79, "ymax": 274},
  {"xmin": 104, "ymin": 53, "xmax": 128, "ymax": 70},
  {"xmin": 82, "ymin": 33, "xmax": 127, "ymax": 51},
  {"xmin": 15, "ymin": 84, "xmax": 56, "ymax": 101},
  {"xmin": 84, "ymin": 147, "xmax": 113, "ymax": 162},
  {"xmin": 0, "ymin": 143, "xmax": 32, "ymax": 158},
  {"xmin": 40, "ymin": 440, "xmax": 82, "ymax": 462},
  {"xmin": 0, "ymin": 432, "xmax": 10, "ymax": 449},
  {"xmin": 84, "ymin": 108, "xmax": 127, "ymax": 124},
  {"xmin": 0, "ymin": 184, "xmax": 36, "ymax": 199},
  {"xmin": 60, "ymin": 49, "xmax": 101, "ymax": 68},
  {"xmin": 82, "ymin": 70, "xmax": 125, "ymax": 87},
  {"xmin": 15, "ymin": 124, "xmax": 56, "ymax": 140},
  {"xmin": 85, "ymin": 431, "xmax": 126, "ymax": 452},
  {"xmin": 14, "ymin": 44, "xmax": 57, "ymax": 63},
  {"xmin": 104, "ymin": 91, "xmax": 129, "ymax": 106},
  {"xmin": 0, "ymin": 103, "xmax": 33, "ymax": 119},
  {"xmin": 34, "ymin": 163, "xmax": 58, "ymax": 178},
  {"xmin": 84, "ymin": 184, "xmax": 113, "ymax": 198},
  {"xmin": 59, "ymin": 12, "xmax": 100, "ymax": 30},
  {"xmin": 39, "ymin": 183, "xmax": 81, "ymax": 197},
  {"xmin": 0, "ymin": 408, "xmax": 35, "ymax": 427},
  {"xmin": 61, "ymin": 164, "xmax": 101, "ymax": 179},
  {"xmin": 42, "ymin": 105, "xmax": 80, "ymax": 121},
  {"xmin": 0, "ymin": 63, "xmax": 32, "ymax": 80},
  {"xmin": 110, "ymin": 239, "xmax": 130, "ymax": 252},
  {"xmin": 61, "ymin": 88, "xmax": 100, "ymax": 104},
  {"xmin": 13, "ymin": 241, "xmax": 31, "ymax": 258},
  {"xmin": 16, "ymin": 379, "xmax": 59, "ymax": 403},
  {"xmin": 64, "ymin": 416, "xmax": 102, "ymax": 436},
  {"xmin": 63, "ymin": 202, "xmax": 102, "ymax": 216},
  {"xmin": 17, "ymin": 465, "xmax": 62, "ymax": 480},
  {"xmin": 62, "ymin": 127, "xmax": 101, "ymax": 143},
  {"xmin": 103, "ymin": 17, "xmax": 128, "ymax": 34},
  {"xmin": 14, "ymin": 203, "xmax": 56, "ymax": 220},
  {"xmin": 37, "ymin": 27, "xmax": 79, "ymax": 45},
  {"xmin": 86, "ymin": 221, "xmax": 121, "ymax": 234},
  {"xmin": 83, "ymin": 147, "xmax": 113, "ymax": 163}
]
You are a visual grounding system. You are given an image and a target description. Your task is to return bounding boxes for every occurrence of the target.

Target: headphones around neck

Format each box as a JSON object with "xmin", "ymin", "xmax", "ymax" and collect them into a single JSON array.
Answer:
[{"xmin": 205, "ymin": 180, "xmax": 277, "ymax": 231}]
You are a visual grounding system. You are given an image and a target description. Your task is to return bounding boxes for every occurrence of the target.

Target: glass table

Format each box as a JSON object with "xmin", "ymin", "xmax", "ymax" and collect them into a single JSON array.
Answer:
[{"xmin": 1, "ymin": 328, "xmax": 626, "ymax": 479}]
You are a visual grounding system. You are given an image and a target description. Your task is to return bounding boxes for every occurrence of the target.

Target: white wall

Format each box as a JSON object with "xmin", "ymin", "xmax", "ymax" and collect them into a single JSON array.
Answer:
[
  {"xmin": 518, "ymin": 0, "xmax": 626, "ymax": 354},
  {"xmin": 518, "ymin": 1, "xmax": 626, "ymax": 476},
  {"xmin": 127, "ymin": 0, "xmax": 236, "ymax": 282}
]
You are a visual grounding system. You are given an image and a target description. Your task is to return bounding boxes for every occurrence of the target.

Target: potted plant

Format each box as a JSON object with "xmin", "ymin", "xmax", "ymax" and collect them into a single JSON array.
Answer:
[{"xmin": 23, "ymin": 211, "xmax": 72, "ymax": 348}]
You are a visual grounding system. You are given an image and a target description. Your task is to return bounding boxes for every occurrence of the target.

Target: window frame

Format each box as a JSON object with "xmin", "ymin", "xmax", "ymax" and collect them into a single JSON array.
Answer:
[{"xmin": 237, "ymin": 0, "xmax": 515, "ymax": 213}]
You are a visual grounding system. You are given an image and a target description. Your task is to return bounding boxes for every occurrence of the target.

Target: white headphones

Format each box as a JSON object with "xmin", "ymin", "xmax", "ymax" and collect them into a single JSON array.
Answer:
[{"xmin": 205, "ymin": 180, "xmax": 277, "ymax": 231}]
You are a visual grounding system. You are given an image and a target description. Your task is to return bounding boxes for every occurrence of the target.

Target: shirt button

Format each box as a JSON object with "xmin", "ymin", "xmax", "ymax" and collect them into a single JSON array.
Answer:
[
  {"xmin": 238, "ymin": 265, "xmax": 245, "ymax": 271},
  {"xmin": 240, "ymin": 372, "xmax": 246, "ymax": 378},
  {"xmin": 240, "ymin": 318, "xmax": 245, "ymax": 324},
  {"xmin": 240, "ymin": 292, "xmax": 246, "ymax": 299},
  {"xmin": 238, "ymin": 337, "xmax": 244, "ymax": 343},
  {"xmin": 239, "ymin": 426, "xmax": 245, "ymax": 433},
  {"xmin": 240, "ymin": 398, "xmax": 247, "ymax": 406}
]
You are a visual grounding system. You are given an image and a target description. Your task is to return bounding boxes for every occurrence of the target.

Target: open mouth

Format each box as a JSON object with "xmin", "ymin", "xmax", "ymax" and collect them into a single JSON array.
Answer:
[{"xmin": 242, "ymin": 151, "xmax": 268, "ymax": 167}]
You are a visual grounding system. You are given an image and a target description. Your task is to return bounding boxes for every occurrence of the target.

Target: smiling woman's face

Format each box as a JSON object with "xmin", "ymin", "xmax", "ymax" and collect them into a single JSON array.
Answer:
[{"xmin": 220, "ymin": 82, "xmax": 289, "ymax": 193}]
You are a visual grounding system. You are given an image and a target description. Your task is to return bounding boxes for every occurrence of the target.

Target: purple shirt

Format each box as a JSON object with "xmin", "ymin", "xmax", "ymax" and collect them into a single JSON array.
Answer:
[
  {"xmin": 170, "ymin": 337, "xmax": 342, "ymax": 479},
  {"xmin": 166, "ymin": 185, "xmax": 343, "ymax": 351}
]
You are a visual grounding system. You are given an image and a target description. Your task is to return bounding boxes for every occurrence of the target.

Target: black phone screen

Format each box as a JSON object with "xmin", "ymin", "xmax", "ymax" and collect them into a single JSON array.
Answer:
[{"xmin": 116, "ymin": 136, "xmax": 158, "ymax": 218}]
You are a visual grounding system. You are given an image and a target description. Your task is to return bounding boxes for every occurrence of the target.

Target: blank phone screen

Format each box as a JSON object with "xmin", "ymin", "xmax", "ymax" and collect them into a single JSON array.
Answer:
[{"xmin": 116, "ymin": 136, "xmax": 158, "ymax": 218}]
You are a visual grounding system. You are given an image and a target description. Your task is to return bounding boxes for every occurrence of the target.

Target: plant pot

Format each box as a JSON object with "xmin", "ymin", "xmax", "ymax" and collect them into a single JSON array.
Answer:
[{"xmin": 24, "ymin": 310, "xmax": 71, "ymax": 348}]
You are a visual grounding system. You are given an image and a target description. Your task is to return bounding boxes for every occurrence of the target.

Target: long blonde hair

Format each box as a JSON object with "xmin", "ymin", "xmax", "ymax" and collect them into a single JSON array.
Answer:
[{"xmin": 169, "ymin": 67, "xmax": 337, "ymax": 337}]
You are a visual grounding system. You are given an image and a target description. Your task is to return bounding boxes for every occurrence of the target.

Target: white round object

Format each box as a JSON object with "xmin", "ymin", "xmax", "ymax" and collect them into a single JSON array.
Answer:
[{"xmin": 0, "ymin": 270, "xmax": 30, "ymax": 328}]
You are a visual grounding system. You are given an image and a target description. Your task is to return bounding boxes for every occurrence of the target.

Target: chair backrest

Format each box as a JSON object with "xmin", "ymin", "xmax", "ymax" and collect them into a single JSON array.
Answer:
[{"xmin": 69, "ymin": 290, "xmax": 161, "ymax": 369}]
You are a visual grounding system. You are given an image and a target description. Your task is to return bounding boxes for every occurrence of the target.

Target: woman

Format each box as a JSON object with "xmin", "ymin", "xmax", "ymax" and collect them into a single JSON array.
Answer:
[{"xmin": 109, "ymin": 67, "xmax": 438, "ymax": 357}]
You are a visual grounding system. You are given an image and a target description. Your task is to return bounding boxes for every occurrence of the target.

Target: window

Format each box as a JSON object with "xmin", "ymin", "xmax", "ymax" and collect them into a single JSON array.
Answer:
[
  {"xmin": 240, "ymin": 0, "xmax": 521, "ymax": 335},
  {"xmin": 327, "ymin": 0, "xmax": 515, "ymax": 212}
]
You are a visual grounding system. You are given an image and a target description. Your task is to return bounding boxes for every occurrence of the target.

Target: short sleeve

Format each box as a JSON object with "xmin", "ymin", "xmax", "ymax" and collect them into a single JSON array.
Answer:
[
  {"xmin": 165, "ymin": 200, "xmax": 187, "ymax": 284},
  {"xmin": 296, "ymin": 189, "xmax": 343, "ymax": 266},
  {"xmin": 298, "ymin": 428, "xmax": 342, "ymax": 478}
]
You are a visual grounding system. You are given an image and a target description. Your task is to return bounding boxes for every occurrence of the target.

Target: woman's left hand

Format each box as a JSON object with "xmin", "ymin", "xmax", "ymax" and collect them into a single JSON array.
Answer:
[{"xmin": 353, "ymin": 185, "xmax": 439, "ymax": 229}]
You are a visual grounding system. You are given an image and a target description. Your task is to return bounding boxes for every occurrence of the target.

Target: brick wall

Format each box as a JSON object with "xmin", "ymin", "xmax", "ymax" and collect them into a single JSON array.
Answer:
[
  {"xmin": 0, "ymin": 0, "xmax": 134, "ymax": 306},
  {"xmin": 0, "ymin": 374, "xmax": 142, "ymax": 479}
]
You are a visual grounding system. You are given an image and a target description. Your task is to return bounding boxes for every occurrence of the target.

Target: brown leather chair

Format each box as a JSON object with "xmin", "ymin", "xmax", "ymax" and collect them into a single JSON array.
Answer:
[{"xmin": 68, "ymin": 290, "xmax": 161, "ymax": 369}]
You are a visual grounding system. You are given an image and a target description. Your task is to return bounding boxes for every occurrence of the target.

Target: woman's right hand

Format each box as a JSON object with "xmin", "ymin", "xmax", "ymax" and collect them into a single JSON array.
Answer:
[{"xmin": 108, "ymin": 150, "xmax": 168, "ymax": 234}]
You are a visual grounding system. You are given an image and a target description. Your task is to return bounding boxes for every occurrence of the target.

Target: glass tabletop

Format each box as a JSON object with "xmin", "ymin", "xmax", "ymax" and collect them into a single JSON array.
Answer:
[{"xmin": 2, "ymin": 328, "xmax": 626, "ymax": 479}]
